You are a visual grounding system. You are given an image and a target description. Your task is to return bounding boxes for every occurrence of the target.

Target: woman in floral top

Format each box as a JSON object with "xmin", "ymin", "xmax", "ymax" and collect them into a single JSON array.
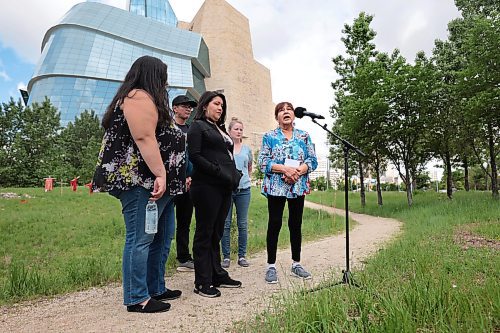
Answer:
[
  {"xmin": 92, "ymin": 56, "xmax": 186, "ymax": 313},
  {"xmin": 258, "ymin": 101, "xmax": 318, "ymax": 284}
]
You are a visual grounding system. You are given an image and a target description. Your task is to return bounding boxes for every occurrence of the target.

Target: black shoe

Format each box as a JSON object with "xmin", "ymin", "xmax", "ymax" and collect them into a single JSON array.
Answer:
[
  {"xmin": 193, "ymin": 285, "xmax": 221, "ymax": 298},
  {"xmin": 213, "ymin": 276, "xmax": 242, "ymax": 288},
  {"xmin": 152, "ymin": 289, "xmax": 182, "ymax": 301},
  {"xmin": 126, "ymin": 298, "xmax": 171, "ymax": 313}
]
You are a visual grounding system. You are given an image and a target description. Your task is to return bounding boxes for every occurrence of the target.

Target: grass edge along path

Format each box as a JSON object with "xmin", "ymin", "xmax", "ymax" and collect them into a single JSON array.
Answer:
[{"xmin": 237, "ymin": 191, "xmax": 500, "ymax": 333}]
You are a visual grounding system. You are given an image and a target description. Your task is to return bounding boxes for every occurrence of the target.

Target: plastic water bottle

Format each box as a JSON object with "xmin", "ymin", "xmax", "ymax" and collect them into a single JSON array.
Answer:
[{"xmin": 145, "ymin": 200, "xmax": 158, "ymax": 234}]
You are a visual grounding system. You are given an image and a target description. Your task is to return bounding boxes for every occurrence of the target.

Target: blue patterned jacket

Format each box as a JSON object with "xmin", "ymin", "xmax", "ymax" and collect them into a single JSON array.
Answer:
[{"xmin": 258, "ymin": 127, "xmax": 317, "ymax": 198}]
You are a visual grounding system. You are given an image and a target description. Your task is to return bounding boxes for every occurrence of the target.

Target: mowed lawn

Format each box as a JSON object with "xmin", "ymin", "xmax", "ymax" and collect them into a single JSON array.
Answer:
[{"xmin": 0, "ymin": 187, "xmax": 341, "ymax": 304}]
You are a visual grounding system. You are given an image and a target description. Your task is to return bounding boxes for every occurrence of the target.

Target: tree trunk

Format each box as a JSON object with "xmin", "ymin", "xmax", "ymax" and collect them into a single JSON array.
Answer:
[
  {"xmin": 405, "ymin": 166, "xmax": 413, "ymax": 206},
  {"xmin": 445, "ymin": 151, "xmax": 453, "ymax": 199},
  {"xmin": 375, "ymin": 152, "xmax": 383, "ymax": 206},
  {"xmin": 359, "ymin": 160, "xmax": 366, "ymax": 207},
  {"xmin": 485, "ymin": 168, "xmax": 488, "ymax": 190},
  {"xmin": 463, "ymin": 154, "xmax": 470, "ymax": 192},
  {"xmin": 410, "ymin": 169, "xmax": 417, "ymax": 194},
  {"xmin": 487, "ymin": 122, "xmax": 498, "ymax": 199}
]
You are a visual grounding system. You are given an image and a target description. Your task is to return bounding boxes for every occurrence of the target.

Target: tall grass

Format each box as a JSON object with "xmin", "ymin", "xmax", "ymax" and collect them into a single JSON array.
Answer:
[
  {"xmin": 238, "ymin": 191, "xmax": 499, "ymax": 332},
  {"xmin": 0, "ymin": 187, "xmax": 342, "ymax": 304}
]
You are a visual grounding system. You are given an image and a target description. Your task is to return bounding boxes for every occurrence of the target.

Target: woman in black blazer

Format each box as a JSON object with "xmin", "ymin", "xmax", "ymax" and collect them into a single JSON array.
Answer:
[{"xmin": 187, "ymin": 91, "xmax": 243, "ymax": 298}]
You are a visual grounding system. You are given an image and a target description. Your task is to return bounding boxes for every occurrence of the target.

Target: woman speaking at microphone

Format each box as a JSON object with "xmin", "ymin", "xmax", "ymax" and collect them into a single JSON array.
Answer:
[{"xmin": 258, "ymin": 101, "xmax": 318, "ymax": 284}]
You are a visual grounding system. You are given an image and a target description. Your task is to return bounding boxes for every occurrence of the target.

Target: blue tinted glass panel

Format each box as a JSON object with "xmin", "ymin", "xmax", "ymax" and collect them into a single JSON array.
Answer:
[
  {"xmin": 29, "ymin": 77, "xmax": 120, "ymax": 125},
  {"xmin": 128, "ymin": 0, "xmax": 177, "ymax": 26},
  {"xmin": 33, "ymin": 27, "xmax": 195, "ymax": 87}
]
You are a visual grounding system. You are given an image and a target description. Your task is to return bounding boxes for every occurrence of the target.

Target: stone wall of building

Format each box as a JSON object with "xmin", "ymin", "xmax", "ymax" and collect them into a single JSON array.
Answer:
[{"xmin": 184, "ymin": 0, "xmax": 276, "ymax": 153}]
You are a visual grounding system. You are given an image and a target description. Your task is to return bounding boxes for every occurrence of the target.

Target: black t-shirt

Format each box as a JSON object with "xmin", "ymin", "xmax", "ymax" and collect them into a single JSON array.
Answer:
[{"xmin": 176, "ymin": 123, "xmax": 189, "ymax": 134}]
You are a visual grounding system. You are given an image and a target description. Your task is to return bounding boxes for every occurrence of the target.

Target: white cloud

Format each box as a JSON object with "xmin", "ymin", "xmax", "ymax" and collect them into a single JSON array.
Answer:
[
  {"xmin": 219, "ymin": 0, "xmax": 459, "ymax": 156},
  {"xmin": 0, "ymin": 70, "xmax": 11, "ymax": 82},
  {"xmin": 0, "ymin": 0, "xmax": 126, "ymax": 63},
  {"xmin": 17, "ymin": 81, "xmax": 27, "ymax": 90},
  {"xmin": 0, "ymin": 58, "xmax": 10, "ymax": 81}
]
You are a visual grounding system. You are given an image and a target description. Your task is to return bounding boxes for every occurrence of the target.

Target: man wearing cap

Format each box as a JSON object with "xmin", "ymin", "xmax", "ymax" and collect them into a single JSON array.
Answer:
[{"xmin": 172, "ymin": 95, "xmax": 198, "ymax": 272}]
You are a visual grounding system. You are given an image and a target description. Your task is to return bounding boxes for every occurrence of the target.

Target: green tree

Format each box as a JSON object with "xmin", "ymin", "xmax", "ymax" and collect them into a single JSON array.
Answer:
[
  {"xmin": 9, "ymin": 98, "xmax": 61, "ymax": 187},
  {"xmin": 331, "ymin": 12, "xmax": 378, "ymax": 207},
  {"xmin": 458, "ymin": 19, "xmax": 499, "ymax": 198},
  {"xmin": 252, "ymin": 149, "xmax": 264, "ymax": 183},
  {"xmin": 0, "ymin": 99, "xmax": 23, "ymax": 186},
  {"xmin": 59, "ymin": 110, "xmax": 104, "ymax": 183},
  {"xmin": 428, "ymin": 39, "xmax": 462, "ymax": 199},
  {"xmin": 415, "ymin": 172, "xmax": 431, "ymax": 190},
  {"xmin": 447, "ymin": 0, "xmax": 499, "ymax": 198},
  {"xmin": 455, "ymin": 0, "xmax": 499, "ymax": 16},
  {"xmin": 383, "ymin": 51, "xmax": 434, "ymax": 206},
  {"xmin": 347, "ymin": 52, "xmax": 391, "ymax": 206},
  {"xmin": 310, "ymin": 176, "xmax": 327, "ymax": 191}
]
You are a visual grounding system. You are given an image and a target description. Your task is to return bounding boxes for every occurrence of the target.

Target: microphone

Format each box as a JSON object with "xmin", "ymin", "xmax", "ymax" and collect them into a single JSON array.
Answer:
[{"xmin": 294, "ymin": 107, "xmax": 325, "ymax": 120}]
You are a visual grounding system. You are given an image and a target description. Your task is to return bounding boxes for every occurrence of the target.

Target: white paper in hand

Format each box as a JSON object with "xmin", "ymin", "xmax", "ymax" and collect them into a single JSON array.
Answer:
[{"xmin": 284, "ymin": 158, "xmax": 300, "ymax": 168}]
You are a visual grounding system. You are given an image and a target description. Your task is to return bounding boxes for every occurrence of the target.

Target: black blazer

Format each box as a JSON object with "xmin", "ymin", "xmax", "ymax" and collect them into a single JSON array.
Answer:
[{"xmin": 187, "ymin": 119, "xmax": 241, "ymax": 190}]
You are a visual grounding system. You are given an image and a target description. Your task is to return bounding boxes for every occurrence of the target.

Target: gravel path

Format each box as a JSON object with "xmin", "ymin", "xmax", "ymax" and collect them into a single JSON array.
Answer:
[{"xmin": 0, "ymin": 201, "xmax": 402, "ymax": 333}]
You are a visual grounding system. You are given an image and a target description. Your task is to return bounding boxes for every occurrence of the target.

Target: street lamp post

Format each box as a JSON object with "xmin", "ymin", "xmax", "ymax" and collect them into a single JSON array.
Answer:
[
  {"xmin": 483, "ymin": 162, "xmax": 488, "ymax": 190},
  {"xmin": 434, "ymin": 169, "xmax": 439, "ymax": 192}
]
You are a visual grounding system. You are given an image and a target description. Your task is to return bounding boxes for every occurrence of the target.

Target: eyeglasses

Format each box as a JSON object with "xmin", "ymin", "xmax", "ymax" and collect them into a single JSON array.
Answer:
[{"xmin": 178, "ymin": 104, "xmax": 193, "ymax": 110}]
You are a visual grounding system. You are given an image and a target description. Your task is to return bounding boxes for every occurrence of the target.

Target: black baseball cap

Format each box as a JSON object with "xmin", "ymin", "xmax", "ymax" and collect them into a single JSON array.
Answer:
[{"xmin": 172, "ymin": 95, "xmax": 197, "ymax": 107}]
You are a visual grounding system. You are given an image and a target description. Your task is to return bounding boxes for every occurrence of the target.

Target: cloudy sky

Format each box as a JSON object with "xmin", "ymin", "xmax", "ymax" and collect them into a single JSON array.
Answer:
[{"xmin": 0, "ymin": 0, "xmax": 460, "ymax": 158}]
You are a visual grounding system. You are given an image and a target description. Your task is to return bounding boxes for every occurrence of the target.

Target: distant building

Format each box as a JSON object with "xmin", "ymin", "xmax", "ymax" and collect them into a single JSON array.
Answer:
[
  {"xmin": 379, "ymin": 165, "xmax": 401, "ymax": 185},
  {"xmin": 27, "ymin": 0, "xmax": 274, "ymax": 152},
  {"xmin": 309, "ymin": 157, "xmax": 341, "ymax": 189}
]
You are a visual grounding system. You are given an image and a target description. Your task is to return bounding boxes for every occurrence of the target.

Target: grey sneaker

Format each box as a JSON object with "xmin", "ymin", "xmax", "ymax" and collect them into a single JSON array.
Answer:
[
  {"xmin": 290, "ymin": 264, "xmax": 312, "ymax": 280},
  {"xmin": 221, "ymin": 258, "xmax": 230, "ymax": 268},
  {"xmin": 265, "ymin": 267, "xmax": 278, "ymax": 284},
  {"xmin": 238, "ymin": 257, "xmax": 249, "ymax": 267},
  {"xmin": 177, "ymin": 260, "xmax": 194, "ymax": 272}
]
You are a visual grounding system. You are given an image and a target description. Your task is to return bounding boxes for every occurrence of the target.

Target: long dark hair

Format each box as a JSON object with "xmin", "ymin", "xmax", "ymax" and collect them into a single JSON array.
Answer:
[
  {"xmin": 193, "ymin": 91, "xmax": 227, "ymax": 128},
  {"xmin": 101, "ymin": 56, "xmax": 171, "ymax": 129}
]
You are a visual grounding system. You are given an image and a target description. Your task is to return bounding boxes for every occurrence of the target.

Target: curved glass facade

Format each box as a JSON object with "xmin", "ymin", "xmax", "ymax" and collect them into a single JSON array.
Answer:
[{"xmin": 28, "ymin": 1, "xmax": 209, "ymax": 124}]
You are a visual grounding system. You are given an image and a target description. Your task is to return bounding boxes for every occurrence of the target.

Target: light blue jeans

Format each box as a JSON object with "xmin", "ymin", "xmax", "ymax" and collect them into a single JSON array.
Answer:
[
  {"xmin": 221, "ymin": 187, "xmax": 251, "ymax": 259},
  {"xmin": 113, "ymin": 186, "xmax": 174, "ymax": 306}
]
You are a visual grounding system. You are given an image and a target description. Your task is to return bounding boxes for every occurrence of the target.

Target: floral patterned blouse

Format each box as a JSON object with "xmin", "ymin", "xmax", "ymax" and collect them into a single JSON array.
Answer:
[
  {"xmin": 258, "ymin": 127, "xmax": 318, "ymax": 198},
  {"xmin": 92, "ymin": 104, "xmax": 186, "ymax": 196}
]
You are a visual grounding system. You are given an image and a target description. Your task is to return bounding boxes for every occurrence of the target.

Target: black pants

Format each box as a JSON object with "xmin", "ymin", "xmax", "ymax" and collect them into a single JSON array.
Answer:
[
  {"xmin": 190, "ymin": 183, "xmax": 231, "ymax": 287},
  {"xmin": 174, "ymin": 191, "xmax": 194, "ymax": 263},
  {"xmin": 266, "ymin": 195, "xmax": 305, "ymax": 264}
]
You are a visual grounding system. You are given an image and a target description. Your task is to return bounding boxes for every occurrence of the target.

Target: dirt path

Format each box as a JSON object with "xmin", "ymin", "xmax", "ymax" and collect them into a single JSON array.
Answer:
[{"xmin": 0, "ymin": 202, "xmax": 402, "ymax": 333}]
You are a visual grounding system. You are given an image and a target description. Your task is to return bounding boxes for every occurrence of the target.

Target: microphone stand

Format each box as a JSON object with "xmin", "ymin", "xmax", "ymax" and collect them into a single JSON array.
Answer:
[{"xmin": 308, "ymin": 117, "xmax": 366, "ymax": 290}]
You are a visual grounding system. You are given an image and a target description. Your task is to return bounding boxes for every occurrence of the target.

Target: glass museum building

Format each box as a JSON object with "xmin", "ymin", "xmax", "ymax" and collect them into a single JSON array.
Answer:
[
  {"xmin": 27, "ymin": 0, "xmax": 275, "ymax": 152},
  {"xmin": 27, "ymin": 1, "xmax": 210, "ymax": 124}
]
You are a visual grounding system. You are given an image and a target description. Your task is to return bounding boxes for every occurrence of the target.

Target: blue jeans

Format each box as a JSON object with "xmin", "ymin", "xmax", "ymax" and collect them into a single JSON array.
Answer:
[
  {"xmin": 113, "ymin": 187, "xmax": 174, "ymax": 306},
  {"xmin": 161, "ymin": 201, "xmax": 175, "ymax": 277},
  {"xmin": 221, "ymin": 187, "xmax": 251, "ymax": 259}
]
